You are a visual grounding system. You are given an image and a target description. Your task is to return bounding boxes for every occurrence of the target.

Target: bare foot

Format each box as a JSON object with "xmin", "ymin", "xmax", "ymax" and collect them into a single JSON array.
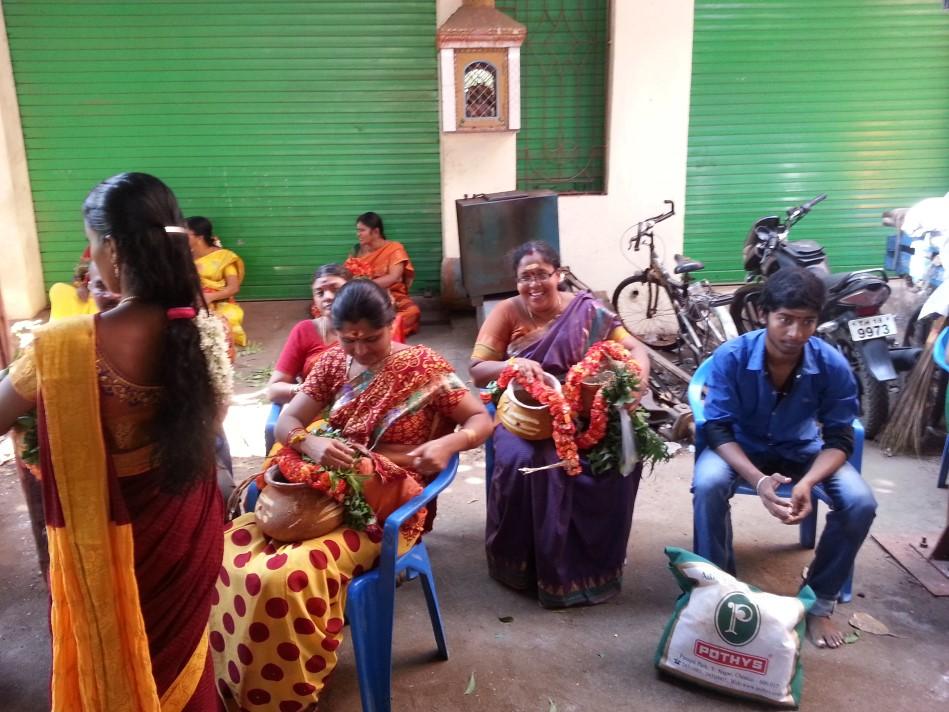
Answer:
[{"xmin": 807, "ymin": 614, "xmax": 846, "ymax": 649}]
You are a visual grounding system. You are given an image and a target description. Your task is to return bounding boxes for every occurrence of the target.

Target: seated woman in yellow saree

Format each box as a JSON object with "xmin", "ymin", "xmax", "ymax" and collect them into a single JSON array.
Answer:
[
  {"xmin": 345, "ymin": 211, "xmax": 422, "ymax": 336},
  {"xmin": 0, "ymin": 172, "xmax": 227, "ymax": 711},
  {"xmin": 188, "ymin": 216, "xmax": 247, "ymax": 346},
  {"xmin": 211, "ymin": 279, "xmax": 491, "ymax": 711}
]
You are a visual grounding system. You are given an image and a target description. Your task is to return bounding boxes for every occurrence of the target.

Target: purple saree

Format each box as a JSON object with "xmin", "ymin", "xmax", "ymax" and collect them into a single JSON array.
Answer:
[{"xmin": 485, "ymin": 292, "xmax": 643, "ymax": 607}]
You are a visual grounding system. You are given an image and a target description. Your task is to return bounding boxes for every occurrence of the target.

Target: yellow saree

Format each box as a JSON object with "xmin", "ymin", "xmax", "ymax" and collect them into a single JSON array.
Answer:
[{"xmin": 195, "ymin": 248, "xmax": 246, "ymax": 346}]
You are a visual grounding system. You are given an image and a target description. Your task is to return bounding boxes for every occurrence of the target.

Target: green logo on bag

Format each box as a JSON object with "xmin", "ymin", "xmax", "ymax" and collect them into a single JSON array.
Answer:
[{"xmin": 715, "ymin": 593, "xmax": 760, "ymax": 647}]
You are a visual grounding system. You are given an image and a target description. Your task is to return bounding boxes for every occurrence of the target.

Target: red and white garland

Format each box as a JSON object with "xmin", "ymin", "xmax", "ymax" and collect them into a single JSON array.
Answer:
[{"xmin": 495, "ymin": 341, "xmax": 644, "ymax": 476}]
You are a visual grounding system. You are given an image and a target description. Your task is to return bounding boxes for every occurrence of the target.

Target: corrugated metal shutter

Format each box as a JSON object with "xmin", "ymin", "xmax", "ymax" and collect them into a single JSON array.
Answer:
[
  {"xmin": 496, "ymin": 0, "xmax": 608, "ymax": 194},
  {"xmin": 3, "ymin": 1, "xmax": 441, "ymax": 299},
  {"xmin": 685, "ymin": 0, "xmax": 949, "ymax": 282}
]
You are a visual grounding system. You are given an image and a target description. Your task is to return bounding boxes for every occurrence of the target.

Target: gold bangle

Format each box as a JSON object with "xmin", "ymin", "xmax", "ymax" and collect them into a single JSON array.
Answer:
[
  {"xmin": 286, "ymin": 427, "xmax": 308, "ymax": 447},
  {"xmin": 460, "ymin": 427, "xmax": 477, "ymax": 449}
]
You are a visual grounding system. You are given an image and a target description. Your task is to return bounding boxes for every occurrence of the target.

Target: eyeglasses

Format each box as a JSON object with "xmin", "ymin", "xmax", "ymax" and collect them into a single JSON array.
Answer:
[{"xmin": 516, "ymin": 270, "xmax": 557, "ymax": 285}]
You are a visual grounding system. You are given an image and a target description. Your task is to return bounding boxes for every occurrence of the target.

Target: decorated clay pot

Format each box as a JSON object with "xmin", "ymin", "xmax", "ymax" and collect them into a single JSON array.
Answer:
[
  {"xmin": 496, "ymin": 371, "xmax": 562, "ymax": 441},
  {"xmin": 254, "ymin": 465, "xmax": 345, "ymax": 542},
  {"xmin": 580, "ymin": 369, "xmax": 616, "ymax": 415}
]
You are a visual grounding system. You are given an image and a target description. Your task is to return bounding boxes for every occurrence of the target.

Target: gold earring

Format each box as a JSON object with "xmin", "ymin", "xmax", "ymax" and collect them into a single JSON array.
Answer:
[{"xmin": 111, "ymin": 256, "xmax": 120, "ymax": 280}]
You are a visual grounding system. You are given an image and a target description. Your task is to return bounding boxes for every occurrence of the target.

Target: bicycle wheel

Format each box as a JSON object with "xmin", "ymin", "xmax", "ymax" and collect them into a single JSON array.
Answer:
[
  {"xmin": 729, "ymin": 284, "xmax": 766, "ymax": 334},
  {"xmin": 611, "ymin": 272, "xmax": 680, "ymax": 350}
]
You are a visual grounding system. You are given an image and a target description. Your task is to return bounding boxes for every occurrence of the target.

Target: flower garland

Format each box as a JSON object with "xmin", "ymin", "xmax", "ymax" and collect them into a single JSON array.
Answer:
[
  {"xmin": 194, "ymin": 309, "xmax": 234, "ymax": 406},
  {"xmin": 563, "ymin": 340, "xmax": 644, "ymax": 450},
  {"xmin": 273, "ymin": 446, "xmax": 378, "ymax": 532},
  {"xmin": 343, "ymin": 256, "xmax": 375, "ymax": 279},
  {"xmin": 494, "ymin": 341, "xmax": 654, "ymax": 477}
]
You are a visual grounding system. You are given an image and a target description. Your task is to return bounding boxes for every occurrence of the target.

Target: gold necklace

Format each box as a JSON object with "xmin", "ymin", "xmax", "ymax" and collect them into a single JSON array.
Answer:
[
  {"xmin": 117, "ymin": 295, "xmax": 139, "ymax": 308},
  {"xmin": 526, "ymin": 293, "xmax": 564, "ymax": 327},
  {"xmin": 346, "ymin": 348, "xmax": 393, "ymax": 379}
]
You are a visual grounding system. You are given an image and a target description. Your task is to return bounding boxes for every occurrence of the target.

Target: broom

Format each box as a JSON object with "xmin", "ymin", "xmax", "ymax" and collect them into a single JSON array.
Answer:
[{"xmin": 879, "ymin": 316, "xmax": 946, "ymax": 456}]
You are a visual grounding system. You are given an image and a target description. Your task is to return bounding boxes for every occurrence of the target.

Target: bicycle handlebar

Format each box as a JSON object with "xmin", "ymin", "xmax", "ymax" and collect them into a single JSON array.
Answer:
[{"xmin": 629, "ymin": 200, "xmax": 676, "ymax": 251}]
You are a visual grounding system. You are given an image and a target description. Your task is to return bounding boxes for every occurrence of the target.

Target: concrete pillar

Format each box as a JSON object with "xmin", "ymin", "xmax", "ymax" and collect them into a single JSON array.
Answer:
[{"xmin": 0, "ymin": 5, "xmax": 45, "ymax": 319}]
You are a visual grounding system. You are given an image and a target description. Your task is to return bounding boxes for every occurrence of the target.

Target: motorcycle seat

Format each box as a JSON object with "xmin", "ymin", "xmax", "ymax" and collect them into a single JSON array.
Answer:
[
  {"xmin": 673, "ymin": 254, "xmax": 705, "ymax": 274},
  {"xmin": 820, "ymin": 271, "xmax": 855, "ymax": 292},
  {"xmin": 783, "ymin": 239, "xmax": 827, "ymax": 264}
]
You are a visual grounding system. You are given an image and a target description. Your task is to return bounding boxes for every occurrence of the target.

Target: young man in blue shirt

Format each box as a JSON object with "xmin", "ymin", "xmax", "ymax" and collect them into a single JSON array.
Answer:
[{"xmin": 692, "ymin": 268, "xmax": 877, "ymax": 648}]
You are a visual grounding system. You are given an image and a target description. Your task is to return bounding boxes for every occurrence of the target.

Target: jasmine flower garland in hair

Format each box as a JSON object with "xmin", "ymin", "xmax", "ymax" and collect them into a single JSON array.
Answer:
[{"xmin": 194, "ymin": 309, "xmax": 234, "ymax": 405}]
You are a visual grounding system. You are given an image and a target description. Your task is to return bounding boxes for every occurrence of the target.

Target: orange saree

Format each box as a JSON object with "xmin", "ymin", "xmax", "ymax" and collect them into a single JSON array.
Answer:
[{"xmin": 348, "ymin": 241, "xmax": 421, "ymax": 336}]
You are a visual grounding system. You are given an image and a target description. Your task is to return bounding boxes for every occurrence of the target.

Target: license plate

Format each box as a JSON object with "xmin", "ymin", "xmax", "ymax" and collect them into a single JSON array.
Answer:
[{"xmin": 847, "ymin": 314, "xmax": 896, "ymax": 342}]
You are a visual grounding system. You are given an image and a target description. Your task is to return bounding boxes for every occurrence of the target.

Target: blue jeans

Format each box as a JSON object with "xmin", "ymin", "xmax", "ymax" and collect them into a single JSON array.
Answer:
[{"xmin": 691, "ymin": 448, "xmax": 877, "ymax": 614}]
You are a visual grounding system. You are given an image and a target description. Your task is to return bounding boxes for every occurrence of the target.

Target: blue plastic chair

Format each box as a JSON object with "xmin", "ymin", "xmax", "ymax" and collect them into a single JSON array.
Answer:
[
  {"xmin": 264, "ymin": 401, "xmax": 282, "ymax": 454},
  {"xmin": 483, "ymin": 400, "xmax": 496, "ymax": 496},
  {"xmin": 689, "ymin": 356, "xmax": 859, "ymax": 602},
  {"xmin": 260, "ymin": 402, "xmax": 456, "ymax": 711},
  {"xmin": 931, "ymin": 326, "xmax": 949, "ymax": 489},
  {"xmin": 346, "ymin": 454, "xmax": 457, "ymax": 712}
]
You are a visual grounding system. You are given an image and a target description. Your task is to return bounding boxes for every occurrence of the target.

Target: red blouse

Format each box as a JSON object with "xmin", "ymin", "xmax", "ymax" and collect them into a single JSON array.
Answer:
[{"xmin": 274, "ymin": 319, "xmax": 330, "ymax": 380}]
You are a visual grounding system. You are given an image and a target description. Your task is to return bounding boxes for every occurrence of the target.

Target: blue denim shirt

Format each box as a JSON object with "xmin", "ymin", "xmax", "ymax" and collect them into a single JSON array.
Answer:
[{"xmin": 703, "ymin": 330, "xmax": 858, "ymax": 462}]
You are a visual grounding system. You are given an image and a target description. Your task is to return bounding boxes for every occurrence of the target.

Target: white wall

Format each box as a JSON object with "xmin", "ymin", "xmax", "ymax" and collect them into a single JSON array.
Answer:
[
  {"xmin": 437, "ymin": 0, "xmax": 696, "ymax": 295},
  {"xmin": 557, "ymin": 0, "xmax": 695, "ymax": 293},
  {"xmin": 0, "ymin": 8, "xmax": 45, "ymax": 319}
]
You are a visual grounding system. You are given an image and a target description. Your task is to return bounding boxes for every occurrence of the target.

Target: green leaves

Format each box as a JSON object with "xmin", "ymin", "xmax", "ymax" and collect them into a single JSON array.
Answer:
[
  {"xmin": 586, "ymin": 366, "xmax": 669, "ymax": 475},
  {"xmin": 13, "ymin": 411, "xmax": 39, "ymax": 466},
  {"xmin": 464, "ymin": 672, "xmax": 476, "ymax": 695}
]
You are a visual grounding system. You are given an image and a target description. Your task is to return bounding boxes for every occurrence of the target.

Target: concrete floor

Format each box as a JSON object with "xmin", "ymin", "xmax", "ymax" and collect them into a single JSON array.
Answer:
[{"xmin": 1, "ymin": 301, "xmax": 947, "ymax": 711}]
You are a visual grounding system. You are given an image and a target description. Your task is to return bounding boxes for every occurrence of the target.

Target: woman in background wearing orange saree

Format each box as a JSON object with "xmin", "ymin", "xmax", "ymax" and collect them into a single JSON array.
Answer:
[
  {"xmin": 0, "ymin": 172, "xmax": 225, "ymax": 711},
  {"xmin": 346, "ymin": 211, "xmax": 421, "ymax": 336},
  {"xmin": 188, "ymin": 215, "xmax": 248, "ymax": 346}
]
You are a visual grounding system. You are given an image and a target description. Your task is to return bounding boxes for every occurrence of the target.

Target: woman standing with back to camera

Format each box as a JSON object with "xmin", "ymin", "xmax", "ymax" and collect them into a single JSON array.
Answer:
[{"xmin": 0, "ymin": 172, "xmax": 227, "ymax": 710}]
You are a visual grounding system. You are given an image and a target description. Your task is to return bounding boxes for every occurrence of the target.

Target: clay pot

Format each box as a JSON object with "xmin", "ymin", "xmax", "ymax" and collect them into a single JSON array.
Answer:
[
  {"xmin": 580, "ymin": 369, "xmax": 616, "ymax": 415},
  {"xmin": 254, "ymin": 465, "xmax": 345, "ymax": 542},
  {"xmin": 496, "ymin": 371, "xmax": 562, "ymax": 441}
]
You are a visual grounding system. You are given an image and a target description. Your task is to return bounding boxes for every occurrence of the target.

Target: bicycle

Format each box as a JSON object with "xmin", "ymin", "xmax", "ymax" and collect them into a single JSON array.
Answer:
[{"xmin": 611, "ymin": 200, "xmax": 737, "ymax": 367}]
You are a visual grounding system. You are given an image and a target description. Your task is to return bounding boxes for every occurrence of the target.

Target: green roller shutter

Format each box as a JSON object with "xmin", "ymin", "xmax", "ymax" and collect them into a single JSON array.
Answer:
[
  {"xmin": 3, "ymin": 1, "xmax": 441, "ymax": 299},
  {"xmin": 496, "ymin": 0, "xmax": 608, "ymax": 194},
  {"xmin": 685, "ymin": 0, "xmax": 949, "ymax": 282}
]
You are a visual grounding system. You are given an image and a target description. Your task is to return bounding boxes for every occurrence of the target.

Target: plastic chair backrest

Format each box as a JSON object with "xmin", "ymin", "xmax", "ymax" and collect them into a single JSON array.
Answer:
[
  {"xmin": 264, "ymin": 402, "xmax": 283, "ymax": 454},
  {"xmin": 933, "ymin": 326, "xmax": 949, "ymax": 373}
]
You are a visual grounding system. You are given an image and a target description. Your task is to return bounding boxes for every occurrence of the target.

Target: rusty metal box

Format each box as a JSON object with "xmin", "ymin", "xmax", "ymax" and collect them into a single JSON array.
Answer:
[{"xmin": 455, "ymin": 190, "xmax": 559, "ymax": 303}]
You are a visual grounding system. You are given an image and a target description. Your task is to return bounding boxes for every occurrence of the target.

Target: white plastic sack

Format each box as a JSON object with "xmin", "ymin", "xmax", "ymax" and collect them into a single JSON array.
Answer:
[{"xmin": 655, "ymin": 547, "xmax": 815, "ymax": 708}]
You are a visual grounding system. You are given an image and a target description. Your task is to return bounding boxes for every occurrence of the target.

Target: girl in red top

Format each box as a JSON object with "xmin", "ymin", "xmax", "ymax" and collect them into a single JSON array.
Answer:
[{"xmin": 266, "ymin": 264, "xmax": 352, "ymax": 404}]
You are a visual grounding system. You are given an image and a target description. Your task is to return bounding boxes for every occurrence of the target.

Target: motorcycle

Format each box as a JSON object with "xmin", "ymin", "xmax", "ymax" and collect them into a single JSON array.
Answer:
[{"xmin": 729, "ymin": 193, "xmax": 914, "ymax": 439}]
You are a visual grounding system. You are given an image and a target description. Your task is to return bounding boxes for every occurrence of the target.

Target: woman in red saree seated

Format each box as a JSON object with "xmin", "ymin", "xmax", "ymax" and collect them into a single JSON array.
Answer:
[
  {"xmin": 345, "ymin": 211, "xmax": 421, "ymax": 337},
  {"xmin": 470, "ymin": 241, "xmax": 651, "ymax": 608},
  {"xmin": 266, "ymin": 263, "xmax": 353, "ymax": 404},
  {"xmin": 212, "ymin": 279, "xmax": 491, "ymax": 710},
  {"xmin": 0, "ymin": 172, "xmax": 226, "ymax": 710}
]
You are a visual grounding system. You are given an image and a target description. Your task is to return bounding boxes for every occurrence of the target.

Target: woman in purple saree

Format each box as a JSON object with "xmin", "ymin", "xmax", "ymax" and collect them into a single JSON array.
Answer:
[{"xmin": 470, "ymin": 242, "xmax": 651, "ymax": 608}]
